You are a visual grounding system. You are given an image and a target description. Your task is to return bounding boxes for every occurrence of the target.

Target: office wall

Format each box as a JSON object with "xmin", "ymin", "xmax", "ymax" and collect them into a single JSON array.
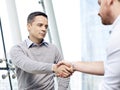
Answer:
[{"xmin": 52, "ymin": 0, "xmax": 82, "ymax": 90}]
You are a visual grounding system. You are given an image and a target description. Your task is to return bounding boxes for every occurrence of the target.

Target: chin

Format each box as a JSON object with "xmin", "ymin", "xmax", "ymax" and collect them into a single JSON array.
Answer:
[
  {"xmin": 102, "ymin": 20, "xmax": 111, "ymax": 25},
  {"xmin": 38, "ymin": 37, "xmax": 43, "ymax": 40},
  {"xmin": 38, "ymin": 37, "xmax": 44, "ymax": 40}
]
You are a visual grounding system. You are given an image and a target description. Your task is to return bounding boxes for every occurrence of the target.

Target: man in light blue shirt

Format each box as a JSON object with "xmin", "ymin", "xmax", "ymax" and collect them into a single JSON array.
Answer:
[{"xmin": 57, "ymin": 0, "xmax": 120, "ymax": 90}]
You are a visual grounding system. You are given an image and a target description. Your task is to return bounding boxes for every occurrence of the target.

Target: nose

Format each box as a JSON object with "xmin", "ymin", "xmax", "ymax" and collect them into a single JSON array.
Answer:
[
  {"xmin": 41, "ymin": 26, "xmax": 47, "ymax": 32},
  {"xmin": 98, "ymin": 12, "xmax": 100, "ymax": 16}
]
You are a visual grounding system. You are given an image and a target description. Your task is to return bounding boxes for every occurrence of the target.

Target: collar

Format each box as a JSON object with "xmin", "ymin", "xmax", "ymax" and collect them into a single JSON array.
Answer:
[
  {"xmin": 110, "ymin": 15, "xmax": 120, "ymax": 34},
  {"xmin": 25, "ymin": 38, "xmax": 49, "ymax": 48}
]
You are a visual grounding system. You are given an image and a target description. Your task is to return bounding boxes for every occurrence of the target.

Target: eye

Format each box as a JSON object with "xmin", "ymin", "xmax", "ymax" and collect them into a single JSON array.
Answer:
[
  {"xmin": 38, "ymin": 24, "xmax": 43, "ymax": 27},
  {"xmin": 45, "ymin": 25, "xmax": 48, "ymax": 29}
]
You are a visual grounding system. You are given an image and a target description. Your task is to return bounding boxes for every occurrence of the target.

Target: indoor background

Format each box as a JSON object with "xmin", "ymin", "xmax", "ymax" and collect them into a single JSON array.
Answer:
[{"xmin": 0, "ymin": 0, "xmax": 111, "ymax": 90}]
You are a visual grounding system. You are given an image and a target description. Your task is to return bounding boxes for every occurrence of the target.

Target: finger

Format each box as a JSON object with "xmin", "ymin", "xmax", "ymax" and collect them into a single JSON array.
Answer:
[
  {"xmin": 64, "ymin": 65, "xmax": 74, "ymax": 73},
  {"xmin": 62, "ymin": 68, "xmax": 73, "ymax": 75},
  {"xmin": 59, "ymin": 61, "xmax": 72, "ymax": 68},
  {"xmin": 56, "ymin": 73, "xmax": 62, "ymax": 77},
  {"xmin": 63, "ymin": 62, "xmax": 71, "ymax": 67},
  {"xmin": 60, "ymin": 72, "xmax": 72, "ymax": 78},
  {"xmin": 56, "ymin": 61, "xmax": 64, "ymax": 67}
]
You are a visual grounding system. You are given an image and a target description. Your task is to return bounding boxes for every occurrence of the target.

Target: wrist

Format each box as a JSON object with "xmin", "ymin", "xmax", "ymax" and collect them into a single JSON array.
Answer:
[
  {"xmin": 71, "ymin": 62, "xmax": 76, "ymax": 71},
  {"xmin": 52, "ymin": 64, "xmax": 57, "ymax": 73}
]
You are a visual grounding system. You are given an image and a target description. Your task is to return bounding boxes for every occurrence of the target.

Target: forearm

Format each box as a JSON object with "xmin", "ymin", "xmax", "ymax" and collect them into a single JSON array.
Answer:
[
  {"xmin": 73, "ymin": 61, "xmax": 104, "ymax": 75},
  {"xmin": 12, "ymin": 56, "xmax": 53, "ymax": 74}
]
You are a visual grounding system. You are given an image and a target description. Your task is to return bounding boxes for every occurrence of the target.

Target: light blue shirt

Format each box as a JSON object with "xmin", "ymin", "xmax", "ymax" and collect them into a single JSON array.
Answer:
[{"xmin": 101, "ymin": 16, "xmax": 120, "ymax": 90}]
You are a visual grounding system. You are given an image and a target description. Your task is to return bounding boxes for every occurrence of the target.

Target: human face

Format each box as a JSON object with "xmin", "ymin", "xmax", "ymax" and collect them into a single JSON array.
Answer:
[
  {"xmin": 98, "ymin": 0, "xmax": 112, "ymax": 25},
  {"xmin": 27, "ymin": 16, "xmax": 48, "ymax": 44}
]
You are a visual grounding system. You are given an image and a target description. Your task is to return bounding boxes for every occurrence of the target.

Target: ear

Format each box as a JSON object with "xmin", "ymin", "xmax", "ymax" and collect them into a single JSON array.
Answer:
[{"xmin": 27, "ymin": 23, "xmax": 31, "ymax": 31}]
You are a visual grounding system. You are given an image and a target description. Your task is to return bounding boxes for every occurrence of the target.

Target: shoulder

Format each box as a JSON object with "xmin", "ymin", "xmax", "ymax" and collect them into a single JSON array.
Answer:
[
  {"xmin": 12, "ymin": 41, "xmax": 25, "ymax": 47},
  {"xmin": 10, "ymin": 41, "xmax": 27, "ymax": 51},
  {"xmin": 48, "ymin": 42, "xmax": 56, "ymax": 46},
  {"xmin": 47, "ymin": 42, "xmax": 58, "ymax": 49}
]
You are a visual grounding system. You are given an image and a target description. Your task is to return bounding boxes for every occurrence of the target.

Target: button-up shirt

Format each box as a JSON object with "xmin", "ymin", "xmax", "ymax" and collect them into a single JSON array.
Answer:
[{"xmin": 101, "ymin": 15, "xmax": 120, "ymax": 90}]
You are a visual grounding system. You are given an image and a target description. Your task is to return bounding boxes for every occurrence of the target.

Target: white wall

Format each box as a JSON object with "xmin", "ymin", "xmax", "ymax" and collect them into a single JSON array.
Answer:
[{"xmin": 52, "ymin": 0, "xmax": 82, "ymax": 90}]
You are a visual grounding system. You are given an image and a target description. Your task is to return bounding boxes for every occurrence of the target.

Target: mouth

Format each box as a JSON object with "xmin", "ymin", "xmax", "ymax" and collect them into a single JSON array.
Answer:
[{"xmin": 39, "ymin": 32, "xmax": 45, "ymax": 36}]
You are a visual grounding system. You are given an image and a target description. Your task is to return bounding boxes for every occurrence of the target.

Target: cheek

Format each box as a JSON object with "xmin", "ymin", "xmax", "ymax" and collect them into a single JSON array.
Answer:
[
  {"xmin": 30, "ymin": 27, "xmax": 37, "ymax": 32},
  {"xmin": 29, "ymin": 28, "xmax": 36, "ymax": 34}
]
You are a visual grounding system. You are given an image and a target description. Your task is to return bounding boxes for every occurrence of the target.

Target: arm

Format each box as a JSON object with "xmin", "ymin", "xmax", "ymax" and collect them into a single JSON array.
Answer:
[
  {"xmin": 58, "ymin": 61, "xmax": 104, "ymax": 76},
  {"xmin": 73, "ymin": 61, "xmax": 104, "ymax": 75},
  {"xmin": 10, "ymin": 45, "xmax": 53, "ymax": 74},
  {"xmin": 10, "ymin": 44, "xmax": 72, "ymax": 75}
]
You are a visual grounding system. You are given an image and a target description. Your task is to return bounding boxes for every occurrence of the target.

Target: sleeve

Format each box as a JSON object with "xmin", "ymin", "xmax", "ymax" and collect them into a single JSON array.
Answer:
[
  {"xmin": 105, "ymin": 47, "xmax": 120, "ymax": 89},
  {"xmin": 10, "ymin": 45, "xmax": 53, "ymax": 74},
  {"xmin": 54, "ymin": 45, "xmax": 70, "ymax": 90}
]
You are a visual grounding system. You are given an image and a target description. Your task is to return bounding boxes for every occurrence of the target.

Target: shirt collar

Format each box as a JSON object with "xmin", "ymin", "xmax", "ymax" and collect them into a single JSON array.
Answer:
[
  {"xmin": 25, "ymin": 38, "xmax": 49, "ymax": 48},
  {"xmin": 110, "ymin": 15, "xmax": 120, "ymax": 34}
]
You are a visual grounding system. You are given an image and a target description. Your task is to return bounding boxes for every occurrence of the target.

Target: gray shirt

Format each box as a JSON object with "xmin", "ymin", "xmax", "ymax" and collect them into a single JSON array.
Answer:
[
  {"xmin": 10, "ymin": 39, "xmax": 70, "ymax": 90},
  {"xmin": 100, "ymin": 16, "xmax": 120, "ymax": 90}
]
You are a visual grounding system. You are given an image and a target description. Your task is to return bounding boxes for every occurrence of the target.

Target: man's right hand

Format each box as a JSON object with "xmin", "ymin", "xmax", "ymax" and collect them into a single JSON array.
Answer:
[{"xmin": 52, "ymin": 63, "xmax": 73, "ymax": 78}]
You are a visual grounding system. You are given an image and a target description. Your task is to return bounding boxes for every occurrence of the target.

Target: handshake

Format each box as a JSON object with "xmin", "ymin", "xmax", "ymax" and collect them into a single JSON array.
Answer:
[{"xmin": 52, "ymin": 61, "xmax": 75, "ymax": 78}]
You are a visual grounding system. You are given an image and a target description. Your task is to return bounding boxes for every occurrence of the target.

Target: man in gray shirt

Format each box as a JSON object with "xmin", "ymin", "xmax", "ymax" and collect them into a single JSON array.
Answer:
[{"xmin": 10, "ymin": 11, "xmax": 72, "ymax": 90}]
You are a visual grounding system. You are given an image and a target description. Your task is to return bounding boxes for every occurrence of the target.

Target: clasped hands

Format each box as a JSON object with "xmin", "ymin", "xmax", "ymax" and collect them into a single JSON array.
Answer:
[{"xmin": 52, "ymin": 61, "xmax": 74, "ymax": 78}]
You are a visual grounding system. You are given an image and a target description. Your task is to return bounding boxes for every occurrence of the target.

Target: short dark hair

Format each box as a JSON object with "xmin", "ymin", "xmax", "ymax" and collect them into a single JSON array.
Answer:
[{"xmin": 27, "ymin": 11, "xmax": 48, "ymax": 24}]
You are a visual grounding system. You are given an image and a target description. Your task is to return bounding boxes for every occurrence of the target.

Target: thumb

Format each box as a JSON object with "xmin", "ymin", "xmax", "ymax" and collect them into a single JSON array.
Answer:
[
  {"xmin": 56, "ymin": 61, "xmax": 64, "ymax": 67},
  {"xmin": 57, "ymin": 61, "xmax": 72, "ymax": 68}
]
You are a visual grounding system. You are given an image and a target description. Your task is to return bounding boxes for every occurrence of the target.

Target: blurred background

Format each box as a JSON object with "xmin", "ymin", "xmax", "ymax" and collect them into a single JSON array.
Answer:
[{"xmin": 0, "ymin": 0, "xmax": 111, "ymax": 90}]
